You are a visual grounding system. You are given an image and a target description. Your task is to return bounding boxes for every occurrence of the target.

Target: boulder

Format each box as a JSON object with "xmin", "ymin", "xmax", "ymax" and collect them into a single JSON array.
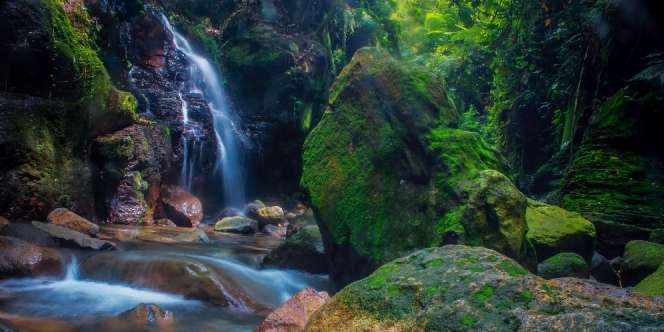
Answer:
[
  {"xmin": 634, "ymin": 263, "xmax": 664, "ymax": 297},
  {"xmin": 214, "ymin": 217, "xmax": 258, "ymax": 234},
  {"xmin": 305, "ymin": 245, "xmax": 664, "ymax": 331},
  {"xmin": 263, "ymin": 224, "xmax": 288, "ymax": 239},
  {"xmin": 623, "ymin": 240, "xmax": 664, "ymax": 286},
  {"xmin": 160, "ymin": 185, "xmax": 203, "ymax": 228},
  {"xmin": 591, "ymin": 252, "xmax": 620, "ymax": 285},
  {"xmin": 255, "ymin": 206, "xmax": 286, "ymax": 225},
  {"xmin": 257, "ymin": 288, "xmax": 330, "ymax": 332},
  {"xmin": 302, "ymin": 48, "xmax": 513, "ymax": 283},
  {"xmin": 47, "ymin": 208, "xmax": 99, "ymax": 237},
  {"xmin": 114, "ymin": 304, "xmax": 175, "ymax": 330},
  {"xmin": 537, "ymin": 252, "xmax": 590, "ymax": 279},
  {"xmin": 263, "ymin": 225, "xmax": 327, "ymax": 274},
  {"xmin": 31, "ymin": 222, "xmax": 116, "ymax": 251},
  {"xmin": 526, "ymin": 200, "xmax": 596, "ymax": 262},
  {"xmin": 0, "ymin": 217, "xmax": 8, "ymax": 231},
  {"xmin": 246, "ymin": 200, "xmax": 266, "ymax": 217},
  {"xmin": 0, "ymin": 236, "xmax": 63, "ymax": 278}
]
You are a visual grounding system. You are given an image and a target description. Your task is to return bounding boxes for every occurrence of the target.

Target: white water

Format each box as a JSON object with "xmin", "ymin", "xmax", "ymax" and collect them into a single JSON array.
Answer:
[{"xmin": 161, "ymin": 15, "xmax": 247, "ymax": 207}]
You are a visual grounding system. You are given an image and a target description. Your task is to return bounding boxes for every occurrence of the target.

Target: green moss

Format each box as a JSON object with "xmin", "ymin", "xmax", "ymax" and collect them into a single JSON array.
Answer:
[
  {"xmin": 520, "ymin": 290, "xmax": 534, "ymax": 302},
  {"xmin": 461, "ymin": 313, "xmax": 477, "ymax": 327},
  {"xmin": 366, "ymin": 263, "xmax": 398, "ymax": 288},
  {"xmin": 474, "ymin": 285, "xmax": 495, "ymax": 302},
  {"xmin": 425, "ymin": 258, "xmax": 444, "ymax": 268},
  {"xmin": 624, "ymin": 240, "xmax": 664, "ymax": 275},
  {"xmin": 499, "ymin": 260, "xmax": 528, "ymax": 277},
  {"xmin": 633, "ymin": 264, "xmax": 664, "ymax": 297},
  {"xmin": 537, "ymin": 252, "xmax": 589, "ymax": 279}
]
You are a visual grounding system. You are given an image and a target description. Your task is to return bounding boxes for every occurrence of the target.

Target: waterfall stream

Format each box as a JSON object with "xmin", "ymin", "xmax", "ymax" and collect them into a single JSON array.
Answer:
[{"xmin": 161, "ymin": 15, "xmax": 247, "ymax": 207}]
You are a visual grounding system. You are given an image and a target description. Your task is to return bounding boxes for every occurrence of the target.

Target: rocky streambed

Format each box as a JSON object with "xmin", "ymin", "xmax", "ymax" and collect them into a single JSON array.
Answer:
[{"xmin": 0, "ymin": 224, "xmax": 330, "ymax": 332}]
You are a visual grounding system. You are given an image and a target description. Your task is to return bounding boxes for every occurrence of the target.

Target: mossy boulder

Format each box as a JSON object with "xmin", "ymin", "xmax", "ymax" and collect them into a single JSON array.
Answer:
[
  {"xmin": 305, "ymin": 245, "xmax": 664, "ymax": 331},
  {"xmin": 537, "ymin": 252, "xmax": 590, "ymax": 279},
  {"xmin": 263, "ymin": 225, "xmax": 327, "ymax": 274},
  {"xmin": 526, "ymin": 200, "xmax": 596, "ymax": 262},
  {"xmin": 302, "ymin": 48, "xmax": 529, "ymax": 283},
  {"xmin": 623, "ymin": 240, "xmax": 664, "ymax": 286},
  {"xmin": 214, "ymin": 216, "xmax": 258, "ymax": 234},
  {"xmin": 634, "ymin": 263, "xmax": 664, "ymax": 297}
]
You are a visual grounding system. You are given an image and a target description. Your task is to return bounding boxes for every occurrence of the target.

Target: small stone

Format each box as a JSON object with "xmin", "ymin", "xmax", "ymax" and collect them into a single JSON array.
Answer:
[
  {"xmin": 214, "ymin": 216, "xmax": 258, "ymax": 234},
  {"xmin": 47, "ymin": 208, "xmax": 100, "ymax": 237},
  {"xmin": 256, "ymin": 288, "xmax": 329, "ymax": 332}
]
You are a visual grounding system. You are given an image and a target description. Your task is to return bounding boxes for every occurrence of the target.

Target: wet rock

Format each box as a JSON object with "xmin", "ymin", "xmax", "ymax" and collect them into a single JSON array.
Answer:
[
  {"xmin": 257, "ymin": 288, "xmax": 330, "ymax": 332},
  {"xmin": 80, "ymin": 254, "xmax": 256, "ymax": 308},
  {"xmin": 154, "ymin": 219, "xmax": 177, "ymax": 227},
  {"xmin": 214, "ymin": 217, "xmax": 258, "ymax": 234},
  {"xmin": 47, "ymin": 208, "xmax": 99, "ymax": 237},
  {"xmin": 0, "ymin": 217, "xmax": 8, "ymax": 231},
  {"xmin": 255, "ymin": 206, "xmax": 286, "ymax": 225},
  {"xmin": 99, "ymin": 225, "xmax": 211, "ymax": 244},
  {"xmin": 160, "ymin": 185, "xmax": 203, "ymax": 228},
  {"xmin": 263, "ymin": 225, "xmax": 327, "ymax": 274},
  {"xmin": 116, "ymin": 304, "xmax": 175, "ymax": 330},
  {"xmin": 246, "ymin": 200, "xmax": 266, "ymax": 217},
  {"xmin": 634, "ymin": 263, "xmax": 664, "ymax": 297},
  {"xmin": 591, "ymin": 252, "xmax": 620, "ymax": 285},
  {"xmin": 0, "ymin": 313, "xmax": 73, "ymax": 332},
  {"xmin": 173, "ymin": 229, "xmax": 210, "ymax": 244},
  {"xmin": 537, "ymin": 252, "xmax": 590, "ymax": 279},
  {"xmin": 0, "ymin": 223, "xmax": 56, "ymax": 247},
  {"xmin": 526, "ymin": 200, "xmax": 596, "ymax": 262},
  {"xmin": 306, "ymin": 245, "xmax": 664, "ymax": 331},
  {"xmin": 263, "ymin": 224, "xmax": 288, "ymax": 239},
  {"xmin": 31, "ymin": 222, "xmax": 116, "ymax": 251},
  {"xmin": 0, "ymin": 236, "xmax": 63, "ymax": 278},
  {"xmin": 218, "ymin": 207, "xmax": 242, "ymax": 219},
  {"xmin": 622, "ymin": 240, "xmax": 664, "ymax": 286}
]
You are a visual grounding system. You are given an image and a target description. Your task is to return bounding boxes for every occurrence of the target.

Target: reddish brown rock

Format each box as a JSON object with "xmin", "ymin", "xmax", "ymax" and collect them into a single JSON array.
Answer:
[
  {"xmin": 257, "ymin": 288, "xmax": 330, "ymax": 332},
  {"xmin": 0, "ymin": 217, "xmax": 9, "ymax": 231},
  {"xmin": 0, "ymin": 313, "xmax": 73, "ymax": 332},
  {"xmin": 0, "ymin": 236, "xmax": 63, "ymax": 278},
  {"xmin": 160, "ymin": 185, "xmax": 203, "ymax": 228},
  {"xmin": 47, "ymin": 208, "xmax": 99, "ymax": 237}
]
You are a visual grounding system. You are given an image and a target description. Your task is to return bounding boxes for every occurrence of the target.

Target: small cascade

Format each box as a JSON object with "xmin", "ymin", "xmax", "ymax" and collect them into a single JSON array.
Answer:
[
  {"xmin": 161, "ymin": 15, "xmax": 247, "ymax": 208},
  {"xmin": 65, "ymin": 256, "xmax": 79, "ymax": 281}
]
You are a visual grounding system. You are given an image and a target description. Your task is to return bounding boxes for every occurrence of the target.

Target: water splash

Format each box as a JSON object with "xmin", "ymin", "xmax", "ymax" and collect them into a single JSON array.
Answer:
[
  {"xmin": 161, "ymin": 15, "xmax": 247, "ymax": 208},
  {"xmin": 65, "ymin": 256, "xmax": 79, "ymax": 281}
]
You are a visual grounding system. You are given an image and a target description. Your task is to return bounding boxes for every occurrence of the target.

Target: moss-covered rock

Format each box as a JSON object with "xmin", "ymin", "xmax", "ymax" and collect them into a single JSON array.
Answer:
[
  {"xmin": 623, "ymin": 240, "xmax": 664, "ymax": 286},
  {"xmin": 526, "ymin": 200, "xmax": 596, "ymax": 262},
  {"xmin": 214, "ymin": 216, "xmax": 258, "ymax": 234},
  {"xmin": 560, "ymin": 89, "xmax": 664, "ymax": 257},
  {"xmin": 305, "ymin": 245, "xmax": 664, "ymax": 331},
  {"xmin": 537, "ymin": 252, "xmax": 590, "ymax": 279},
  {"xmin": 301, "ymin": 48, "xmax": 533, "ymax": 283},
  {"xmin": 634, "ymin": 263, "xmax": 664, "ymax": 297}
]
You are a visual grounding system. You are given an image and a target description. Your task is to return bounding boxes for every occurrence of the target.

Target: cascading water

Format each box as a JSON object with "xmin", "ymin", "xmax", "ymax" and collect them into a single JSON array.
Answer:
[{"xmin": 161, "ymin": 15, "xmax": 246, "ymax": 208}]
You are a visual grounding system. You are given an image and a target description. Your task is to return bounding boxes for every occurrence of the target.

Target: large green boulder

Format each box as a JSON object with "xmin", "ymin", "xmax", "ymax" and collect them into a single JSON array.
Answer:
[
  {"xmin": 302, "ymin": 48, "xmax": 526, "ymax": 283},
  {"xmin": 526, "ymin": 200, "xmax": 596, "ymax": 262},
  {"xmin": 623, "ymin": 240, "xmax": 664, "ymax": 286},
  {"xmin": 305, "ymin": 246, "xmax": 664, "ymax": 331},
  {"xmin": 537, "ymin": 252, "xmax": 590, "ymax": 279},
  {"xmin": 634, "ymin": 263, "xmax": 664, "ymax": 297}
]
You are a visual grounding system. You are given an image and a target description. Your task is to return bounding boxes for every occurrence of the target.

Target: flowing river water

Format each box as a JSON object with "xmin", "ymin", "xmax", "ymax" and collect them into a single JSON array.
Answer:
[{"xmin": 0, "ymin": 227, "xmax": 331, "ymax": 331}]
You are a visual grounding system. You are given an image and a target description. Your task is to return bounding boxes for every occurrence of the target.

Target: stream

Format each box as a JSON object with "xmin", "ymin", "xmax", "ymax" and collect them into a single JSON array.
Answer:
[{"xmin": 0, "ymin": 227, "xmax": 331, "ymax": 331}]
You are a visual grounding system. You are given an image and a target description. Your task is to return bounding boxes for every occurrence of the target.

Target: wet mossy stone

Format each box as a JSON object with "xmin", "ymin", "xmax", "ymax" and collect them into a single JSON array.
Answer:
[
  {"xmin": 634, "ymin": 263, "xmax": 664, "ymax": 297},
  {"xmin": 623, "ymin": 240, "xmax": 664, "ymax": 286},
  {"xmin": 214, "ymin": 216, "xmax": 258, "ymax": 235},
  {"xmin": 537, "ymin": 252, "xmax": 590, "ymax": 279},
  {"xmin": 263, "ymin": 225, "xmax": 327, "ymax": 274},
  {"xmin": 305, "ymin": 245, "xmax": 664, "ymax": 331},
  {"xmin": 526, "ymin": 200, "xmax": 596, "ymax": 262}
]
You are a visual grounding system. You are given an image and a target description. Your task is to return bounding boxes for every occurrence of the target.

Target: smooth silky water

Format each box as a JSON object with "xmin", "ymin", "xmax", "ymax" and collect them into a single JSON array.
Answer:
[{"xmin": 0, "ymin": 231, "xmax": 331, "ymax": 331}]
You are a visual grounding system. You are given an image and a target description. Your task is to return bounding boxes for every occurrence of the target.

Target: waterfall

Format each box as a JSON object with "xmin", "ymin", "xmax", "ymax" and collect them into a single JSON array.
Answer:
[
  {"xmin": 161, "ymin": 15, "xmax": 246, "ymax": 208},
  {"xmin": 65, "ymin": 256, "xmax": 79, "ymax": 281}
]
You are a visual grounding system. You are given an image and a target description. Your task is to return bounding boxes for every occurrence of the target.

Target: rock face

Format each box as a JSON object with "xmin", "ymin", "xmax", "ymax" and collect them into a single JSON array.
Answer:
[
  {"xmin": 160, "ymin": 186, "xmax": 203, "ymax": 227},
  {"xmin": 214, "ymin": 216, "xmax": 258, "ymax": 234},
  {"xmin": 622, "ymin": 240, "xmax": 664, "ymax": 286},
  {"xmin": 0, "ymin": 236, "xmax": 63, "ymax": 278},
  {"xmin": 257, "ymin": 288, "xmax": 330, "ymax": 332},
  {"xmin": 31, "ymin": 222, "xmax": 116, "ymax": 251},
  {"xmin": 263, "ymin": 225, "xmax": 327, "ymax": 274},
  {"xmin": 0, "ymin": 0, "xmax": 139, "ymax": 221},
  {"xmin": 526, "ymin": 200, "xmax": 596, "ymax": 262},
  {"xmin": 306, "ymin": 245, "xmax": 664, "ymax": 331},
  {"xmin": 537, "ymin": 252, "xmax": 590, "ymax": 279},
  {"xmin": 47, "ymin": 208, "xmax": 100, "ymax": 237}
]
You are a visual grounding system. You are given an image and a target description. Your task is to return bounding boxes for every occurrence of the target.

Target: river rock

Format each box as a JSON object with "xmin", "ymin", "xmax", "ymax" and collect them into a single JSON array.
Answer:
[
  {"xmin": 116, "ymin": 304, "xmax": 175, "ymax": 330},
  {"xmin": 0, "ymin": 236, "xmax": 63, "ymax": 278},
  {"xmin": 263, "ymin": 225, "xmax": 327, "ymax": 274},
  {"xmin": 160, "ymin": 186, "xmax": 203, "ymax": 228},
  {"xmin": 305, "ymin": 245, "xmax": 664, "ymax": 331},
  {"xmin": 154, "ymin": 219, "xmax": 177, "ymax": 227},
  {"xmin": 263, "ymin": 224, "xmax": 288, "ymax": 239},
  {"xmin": 622, "ymin": 240, "xmax": 664, "ymax": 286},
  {"xmin": 255, "ymin": 206, "xmax": 286, "ymax": 225},
  {"xmin": 31, "ymin": 222, "xmax": 116, "ymax": 251},
  {"xmin": 214, "ymin": 217, "xmax": 258, "ymax": 234},
  {"xmin": 47, "ymin": 208, "xmax": 99, "ymax": 237},
  {"xmin": 0, "ymin": 223, "xmax": 56, "ymax": 247},
  {"xmin": 246, "ymin": 200, "xmax": 266, "ymax": 217},
  {"xmin": 526, "ymin": 200, "xmax": 596, "ymax": 262},
  {"xmin": 0, "ymin": 217, "xmax": 8, "ymax": 231},
  {"xmin": 537, "ymin": 252, "xmax": 590, "ymax": 279},
  {"xmin": 257, "ymin": 288, "xmax": 330, "ymax": 332}
]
